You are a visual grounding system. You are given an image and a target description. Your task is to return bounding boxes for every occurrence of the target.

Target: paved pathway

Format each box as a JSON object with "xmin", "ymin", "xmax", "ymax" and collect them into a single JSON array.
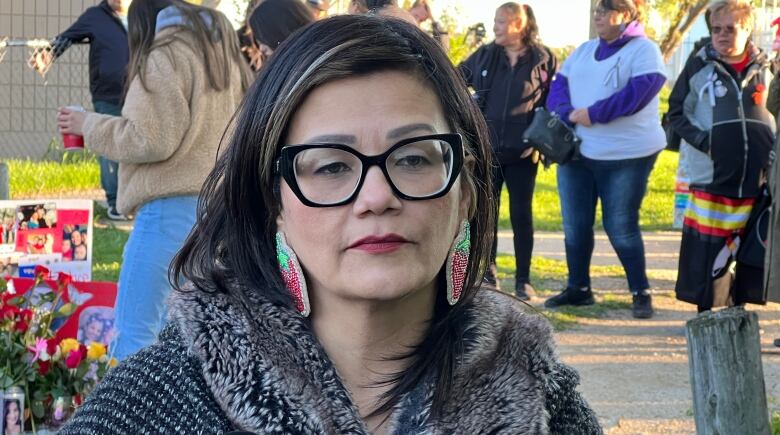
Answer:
[
  {"xmin": 497, "ymin": 230, "xmax": 681, "ymax": 270},
  {"xmin": 499, "ymin": 230, "xmax": 780, "ymax": 434}
]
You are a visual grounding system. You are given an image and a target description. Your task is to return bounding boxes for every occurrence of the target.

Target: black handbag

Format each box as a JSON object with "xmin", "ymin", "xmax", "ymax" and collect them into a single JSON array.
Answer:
[{"xmin": 522, "ymin": 107, "xmax": 581, "ymax": 166}]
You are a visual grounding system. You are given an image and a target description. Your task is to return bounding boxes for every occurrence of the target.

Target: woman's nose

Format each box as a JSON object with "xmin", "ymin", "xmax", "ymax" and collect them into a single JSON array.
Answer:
[{"xmin": 352, "ymin": 166, "xmax": 402, "ymax": 215}]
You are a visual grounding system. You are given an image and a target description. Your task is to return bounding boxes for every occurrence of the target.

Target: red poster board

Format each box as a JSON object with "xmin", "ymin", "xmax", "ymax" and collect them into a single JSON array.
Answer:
[{"xmin": 9, "ymin": 278, "xmax": 117, "ymax": 347}]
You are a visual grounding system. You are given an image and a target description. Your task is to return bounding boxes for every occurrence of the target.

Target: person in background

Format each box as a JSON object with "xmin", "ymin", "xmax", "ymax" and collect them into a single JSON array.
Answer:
[
  {"xmin": 59, "ymin": 15, "xmax": 600, "ymax": 434},
  {"xmin": 305, "ymin": 0, "xmax": 330, "ymax": 19},
  {"xmin": 408, "ymin": 0, "xmax": 449, "ymax": 49},
  {"xmin": 248, "ymin": 0, "xmax": 315, "ymax": 68},
  {"xmin": 237, "ymin": 0, "xmax": 266, "ymax": 71},
  {"xmin": 767, "ymin": 74, "xmax": 780, "ymax": 330},
  {"xmin": 668, "ymin": 0, "xmax": 774, "ymax": 312},
  {"xmin": 57, "ymin": 0, "xmax": 253, "ymax": 360},
  {"xmin": 349, "ymin": 0, "xmax": 417, "ymax": 24},
  {"xmin": 459, "ymin": 2, "xmax": 556, "ymax": 300},
  {"xmin": 546, "ymin": 0, "xmax": 666, "ymax": 318},
  {"xmin": 30, "ymin": 0, "xmax": 132, "ymax": 221}
]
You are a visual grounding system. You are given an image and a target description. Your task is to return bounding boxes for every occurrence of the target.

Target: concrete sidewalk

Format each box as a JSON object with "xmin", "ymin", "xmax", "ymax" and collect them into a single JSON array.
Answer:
[{"xmin": 497, "ymin": 230, "xmax": 681, "ymax": 271}]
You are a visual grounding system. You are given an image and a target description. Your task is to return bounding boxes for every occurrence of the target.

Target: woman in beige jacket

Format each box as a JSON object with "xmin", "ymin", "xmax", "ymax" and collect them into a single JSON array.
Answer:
[{"xmin": 57, "ymin": 0, "xmax": 252, "ymax": 360}]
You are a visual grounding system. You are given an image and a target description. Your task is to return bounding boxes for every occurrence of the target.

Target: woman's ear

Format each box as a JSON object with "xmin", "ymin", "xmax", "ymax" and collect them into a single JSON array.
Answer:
[{"xmin": 459, "ymin": 154, "xmax": 477, "ymax": 220}]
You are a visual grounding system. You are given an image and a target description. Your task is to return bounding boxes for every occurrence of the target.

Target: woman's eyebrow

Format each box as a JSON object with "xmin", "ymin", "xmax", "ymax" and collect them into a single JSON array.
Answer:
[
  {"xmin": 301, "ymin": 124, "xmax": 437, "ymax": 144},
  {"xmin": 304, "ymin": 134, "xmax": 357, "ymax": 144},
  {"xmin": 387, "ymin": 123, "xmax": 436, "ymax": 139}
]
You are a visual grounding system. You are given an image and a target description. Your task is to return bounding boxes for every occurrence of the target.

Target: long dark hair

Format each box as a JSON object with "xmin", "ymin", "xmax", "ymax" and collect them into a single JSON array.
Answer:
[
  {"xmin": 170, "ymin": 15, "xmax": 494, "ymax": 421},
  {"xmin": 249, "ymin": 0, "xmax": 315, "ymax": 50},
  {"xmin": 126, "ymin": 0, "xmax": 252, "ymax": 94},
  {"xmin": 499, "ymin": 2, "xmax": 540, "ymax": 47}
]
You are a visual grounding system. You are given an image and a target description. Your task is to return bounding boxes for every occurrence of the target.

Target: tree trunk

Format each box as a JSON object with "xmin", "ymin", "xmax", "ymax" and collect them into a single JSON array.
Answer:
[
  {"xmin": 659, "ymin": 0, "xmax": 709, "ymax": 63},
  {"xmin": 686, "ymin": 307, "xmax": 771, "ymax": 435}
]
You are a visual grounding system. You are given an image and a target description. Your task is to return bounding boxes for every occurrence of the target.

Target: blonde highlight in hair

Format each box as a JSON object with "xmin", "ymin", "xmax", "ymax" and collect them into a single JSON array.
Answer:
[{"xmin": 708, "ymin": 0, "xmax": 755, "ymax": 29}]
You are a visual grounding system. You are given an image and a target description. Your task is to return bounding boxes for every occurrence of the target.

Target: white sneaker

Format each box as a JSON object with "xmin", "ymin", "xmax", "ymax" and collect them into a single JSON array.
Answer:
[{"xmin": 106, "ymin": 206, "xmax": 129, "ymax": 221}]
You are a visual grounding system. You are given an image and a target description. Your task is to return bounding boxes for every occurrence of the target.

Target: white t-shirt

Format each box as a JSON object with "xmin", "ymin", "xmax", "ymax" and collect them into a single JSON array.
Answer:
[{"xmin": 561, "ymin": 37, "xmax": 666, "ymax": 160}]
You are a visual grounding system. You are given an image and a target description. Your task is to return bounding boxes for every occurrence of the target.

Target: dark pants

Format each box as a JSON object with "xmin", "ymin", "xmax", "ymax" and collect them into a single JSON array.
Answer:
[
  {"xmin": 92, "ymin": 100, "xmax": 121, "ymax": 209},
  {"xmin": 556, "ymin": 152, "xmax": 658, "ymax": 293},
  {"xmin": 491, "ymin": 157, "xmax": 538, "ymax": 289}
]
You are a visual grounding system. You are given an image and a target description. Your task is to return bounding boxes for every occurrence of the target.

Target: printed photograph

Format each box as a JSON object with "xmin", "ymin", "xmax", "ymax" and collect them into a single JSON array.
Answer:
[
  {"xmin": 0, "ymin": 208, "xmax": 16, "ymax": 252},
  {"xmin": 16, "ymin": 203, "xmax": 57, "ymax": 230},
  {"xmin": 61, "ymin": 224, "xmax": 88, "ymax": 262},
  {"xmin": 2, "ymin": 394, "xmax": 24, "ymax": 435},
  {"xmin": 77, "ymin": 306, "xmax": 115, "ymax": 347}
]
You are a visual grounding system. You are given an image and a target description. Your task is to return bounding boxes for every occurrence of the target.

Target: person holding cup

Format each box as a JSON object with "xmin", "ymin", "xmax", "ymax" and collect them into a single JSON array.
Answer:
[
  {"xmin": 31, "ymin": 0, "xmax": 133, "ymax": 220},
  {"xmin": 57, "ymin": 0, "xmax": 252, "ymax": 361}
]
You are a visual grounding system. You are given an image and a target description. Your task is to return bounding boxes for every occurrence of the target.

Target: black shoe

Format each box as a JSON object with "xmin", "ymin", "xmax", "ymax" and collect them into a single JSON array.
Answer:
[
  {"xmin": 632, "ymin": 293, "xmax": 654, "ymax": 319},
  {"xmin": 774, "ymin": 338, "xmax": 780, "ymax": 348},
  {"xmin": 482, "ymin": 264, "xmax": 500, "ymax": 290},
  {"xmin": 544, "ymin": 287, "xmax": 594, "ymax": 308},
  {"xmin": 515, "ymin": 283, "xmax": 534, "ymax": 301},
  {"xmin": 515, "ymin": 287, "xmax": 529, "ymax": 301},
  {"xmin": 106, "ymin": 206, "xmax": 128, "ymax": 221}
]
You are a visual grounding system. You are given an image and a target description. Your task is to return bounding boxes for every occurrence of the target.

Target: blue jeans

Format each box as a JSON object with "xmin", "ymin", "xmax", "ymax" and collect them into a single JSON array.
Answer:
[
  {"xmin": 557, "ymin": 152, "xmax": 658, "ymax": 293},
  {"xmin": 110, "ymin": 196, "xmax": 197, "ymax": 360},
  {"xmin": 92, "ymin": 101, "xmax": 121, "ymax": 209}
]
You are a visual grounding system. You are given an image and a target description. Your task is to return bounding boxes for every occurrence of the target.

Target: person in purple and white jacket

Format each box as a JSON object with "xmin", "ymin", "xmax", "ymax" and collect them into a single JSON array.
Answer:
[{"xmin": 545, "ymin": 0, "xmax": 666, "ymax": 319}]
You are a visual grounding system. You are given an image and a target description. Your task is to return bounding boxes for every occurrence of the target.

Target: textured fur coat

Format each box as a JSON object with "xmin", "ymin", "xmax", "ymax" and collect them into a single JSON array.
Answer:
[{"xmin": 60, "ymin": 285, "xmax": 602, "ymax": 434}]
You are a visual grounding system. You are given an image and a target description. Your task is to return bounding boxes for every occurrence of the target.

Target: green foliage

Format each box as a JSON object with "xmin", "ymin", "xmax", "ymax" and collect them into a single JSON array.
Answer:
[
  {"xmin": 549, "ymin": 46, "xmax": 574, "ymax": 64},
  {"xmin": 447, "ymin": 30, "xmax": 474, "ymax": 66}
]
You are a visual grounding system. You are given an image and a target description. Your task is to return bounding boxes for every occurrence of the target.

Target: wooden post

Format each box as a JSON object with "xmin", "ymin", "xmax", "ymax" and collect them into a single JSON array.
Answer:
[
  {"xmin": 686, "ymin": 307, "xmax": 771, "ymax": 435},
  {"xmin": 0, "ymin": 162, "xmax": 8, "ymax": 200}
]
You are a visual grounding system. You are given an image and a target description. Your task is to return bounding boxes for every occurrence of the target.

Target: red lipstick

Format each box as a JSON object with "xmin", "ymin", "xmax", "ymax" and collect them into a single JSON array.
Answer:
[{"xmin": 348, "ymin": 234, "xmax": 409, "ymax": 254}]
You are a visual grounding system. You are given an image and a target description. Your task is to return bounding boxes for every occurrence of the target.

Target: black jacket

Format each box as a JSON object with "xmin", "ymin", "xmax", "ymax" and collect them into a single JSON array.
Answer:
[
  {"xmin": 61, "ymin": 288, "xmax": 602, "ymax": 434},
  {"xmin": 668, "ymin": 43, "xmax": 774, "ymax": 198},
  {"xmin": 53, "ymin": 0, "xmax": 129, "ymax": 106},
  {"xmin": 459, "ymin": 43, "xmax": 557, "ymax": 165}
]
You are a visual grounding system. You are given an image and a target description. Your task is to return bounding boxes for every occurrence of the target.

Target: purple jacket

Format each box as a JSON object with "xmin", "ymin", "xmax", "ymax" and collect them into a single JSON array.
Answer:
[{"xmin": 546, "ymin": 21, "xmax": 665, "ymax": 125}]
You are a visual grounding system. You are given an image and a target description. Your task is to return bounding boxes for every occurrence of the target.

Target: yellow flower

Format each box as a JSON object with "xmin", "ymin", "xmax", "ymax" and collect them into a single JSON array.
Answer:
[
  {"xmin": 108, "ymin": 357, "xmax": 118, "ymax": 368},
  {"xmin": 86, "ymin": 343, "xmax": 107, "ymax": 360},
  {"xmin": 59, "ymin": 338, "xmax": 80, "ymax": 354}
]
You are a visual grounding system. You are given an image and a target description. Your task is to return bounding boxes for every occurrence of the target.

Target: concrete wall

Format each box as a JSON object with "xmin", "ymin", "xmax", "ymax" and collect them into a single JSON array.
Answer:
[{"xmin": 0, "ymin": 0, "xmax": 99, "ymax": 160}]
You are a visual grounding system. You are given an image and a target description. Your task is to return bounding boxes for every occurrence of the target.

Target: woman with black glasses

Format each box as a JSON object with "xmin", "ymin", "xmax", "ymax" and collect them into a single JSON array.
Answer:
[{"xmin": 60, "ymin": 16, "xmax": 600, "ymax": 434}]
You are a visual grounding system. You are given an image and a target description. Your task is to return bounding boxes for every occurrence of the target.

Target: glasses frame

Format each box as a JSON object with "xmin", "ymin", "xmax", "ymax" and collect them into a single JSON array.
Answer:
[{"xmin": 275, "ymin": 133, "xmax": 465, "ymax": 208}]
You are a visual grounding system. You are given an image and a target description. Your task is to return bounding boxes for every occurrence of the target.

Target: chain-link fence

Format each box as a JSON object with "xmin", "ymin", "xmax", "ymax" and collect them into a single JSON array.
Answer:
[{"xmin": 0, "ymin": 0, "xmax": 99, "ymax": 161}]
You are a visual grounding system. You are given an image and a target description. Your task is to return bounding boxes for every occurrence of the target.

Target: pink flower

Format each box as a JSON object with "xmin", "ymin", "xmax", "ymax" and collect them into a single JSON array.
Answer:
[{"xmin": 28, "ymin": 338, "xmax": 50, "ymax": 363}]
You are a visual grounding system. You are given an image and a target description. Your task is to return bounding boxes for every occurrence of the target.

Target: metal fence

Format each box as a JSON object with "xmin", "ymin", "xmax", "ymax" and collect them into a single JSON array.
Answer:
[{"xmin": 0, "ymin": 0, "xmax": 99, "ymax": 160}]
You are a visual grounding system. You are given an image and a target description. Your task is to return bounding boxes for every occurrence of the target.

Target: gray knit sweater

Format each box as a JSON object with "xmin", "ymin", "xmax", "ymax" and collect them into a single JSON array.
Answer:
[{"xmin": 60, "ymin": 287, "xmax": 602, "ymax": 434}]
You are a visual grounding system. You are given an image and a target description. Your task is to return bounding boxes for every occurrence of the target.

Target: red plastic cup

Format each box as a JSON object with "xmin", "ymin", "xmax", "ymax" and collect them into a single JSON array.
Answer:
[
  {"xmin": 61, "ymin": 105, "xmax": 85, "ymax": 150},
  {"xmin": 62, "ymin": 133, "xmax": 84, "ymax": 150}
]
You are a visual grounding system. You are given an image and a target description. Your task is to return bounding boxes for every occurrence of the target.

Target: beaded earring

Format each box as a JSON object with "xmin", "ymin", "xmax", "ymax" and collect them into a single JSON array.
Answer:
[
  {"xmin": 445, "ymin": 220, "xmax": 471, "ymax": 305},
  {"xmin": 275, "ymin": 232, "xmax": 311, "ymax": 317}
]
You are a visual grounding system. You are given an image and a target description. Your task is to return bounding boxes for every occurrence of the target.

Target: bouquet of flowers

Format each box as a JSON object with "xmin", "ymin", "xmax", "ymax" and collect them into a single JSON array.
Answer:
[{"xmin": 0, "ymin": 266, "xmax": 116, "ymax": 431}]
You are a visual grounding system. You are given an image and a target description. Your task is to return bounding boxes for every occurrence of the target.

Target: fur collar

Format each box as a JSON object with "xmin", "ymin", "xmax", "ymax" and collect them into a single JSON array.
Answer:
[{"xmin": 168, "ymin": 285, "xmax": 564, "ymax": 434}]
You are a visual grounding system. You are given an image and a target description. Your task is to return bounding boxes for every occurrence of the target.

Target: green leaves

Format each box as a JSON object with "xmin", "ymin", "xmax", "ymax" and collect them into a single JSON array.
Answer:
[{"xmin": 56, "ymin": 303, "xmax": 77, "ymax": 318}]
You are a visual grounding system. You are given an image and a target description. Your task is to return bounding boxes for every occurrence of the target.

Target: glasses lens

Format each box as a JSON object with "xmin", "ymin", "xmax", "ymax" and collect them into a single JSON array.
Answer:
[
  {"xmin": 386, "ymin": 138, "xmax": 454, "ymax": 198},
  {"xmin": 293, "ymin": 148, "xmax": 362, "ymax": 205}
]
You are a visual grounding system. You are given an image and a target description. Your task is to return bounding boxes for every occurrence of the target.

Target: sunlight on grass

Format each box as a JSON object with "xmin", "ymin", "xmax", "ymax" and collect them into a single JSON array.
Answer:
[
  {"xmin": 499, "ymin": 150, "xmax": 678, "ymax": 231},
  {"xmin": 6, "ymin": 158, "xmax": 100, "ymax": 198}
]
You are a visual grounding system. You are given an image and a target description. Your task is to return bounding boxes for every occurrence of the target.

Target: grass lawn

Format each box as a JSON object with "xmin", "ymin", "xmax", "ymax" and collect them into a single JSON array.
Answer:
[
  {"xmin": 499, "ymin": 149, "xmax": 678, "ymax": 231},
  {"xmin": 6, "ymin": 156, "xmax": 100, "ymax": 198}
]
